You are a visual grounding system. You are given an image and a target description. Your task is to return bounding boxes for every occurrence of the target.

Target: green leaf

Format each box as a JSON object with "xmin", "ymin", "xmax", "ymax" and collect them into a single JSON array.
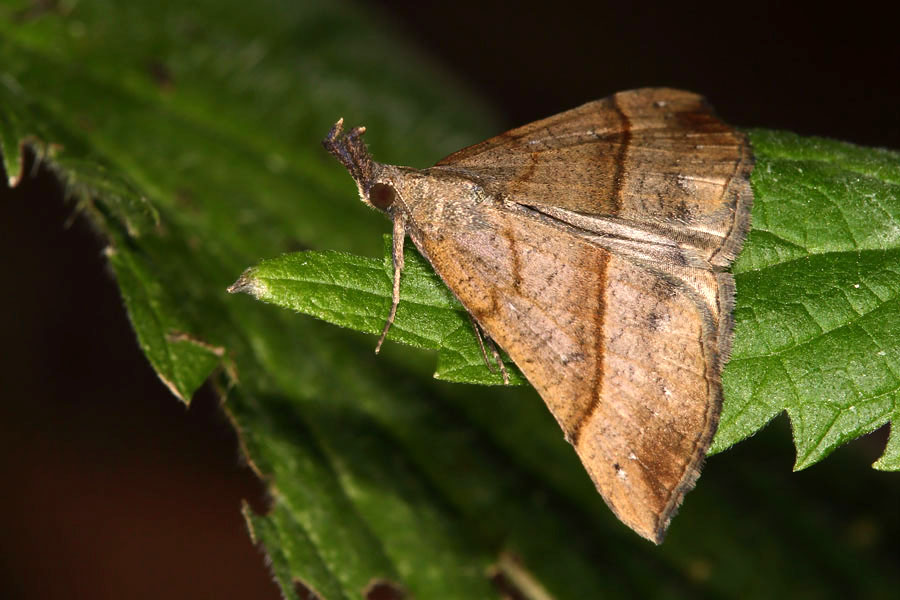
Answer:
[
  {"xmin": 713, "ymin": 130, "xmax": 900, "ymax": 471},
  {"xmin": 4, "ymin": 0, "xmax": 900, "ymax": 598},
  {"xmin": 233, "ymin": 128, "xmax": 900, "ymax": 472},
  {"xmin": 228, "ymin": 236, "xmax": 525, "ymax": 386}
]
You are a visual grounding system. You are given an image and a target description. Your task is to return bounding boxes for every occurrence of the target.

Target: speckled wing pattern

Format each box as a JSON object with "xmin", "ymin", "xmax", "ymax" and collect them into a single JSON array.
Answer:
[
  {"xmin": 321, "ymin": 88, "xmax": 753, "ymax": 543},
  {"xmin": 413, "ymin": 88, "xmax": 753, "ymax": 542}
]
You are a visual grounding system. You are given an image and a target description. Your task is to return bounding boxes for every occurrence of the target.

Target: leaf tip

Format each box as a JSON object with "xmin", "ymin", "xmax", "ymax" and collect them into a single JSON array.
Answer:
[
  {"xmin": 228, "ymin": 268, "xmax": 266, "ymax": 298},
  {"xmin": 157, "ymin": 373, "xmax": 189, "ymax": 404}
]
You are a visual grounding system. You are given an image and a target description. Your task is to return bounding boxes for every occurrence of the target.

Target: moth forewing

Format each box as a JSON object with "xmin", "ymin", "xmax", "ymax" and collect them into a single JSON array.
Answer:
[{"xmin": 323, "ymin": 87, "xmax": 753, "ymax": 543}]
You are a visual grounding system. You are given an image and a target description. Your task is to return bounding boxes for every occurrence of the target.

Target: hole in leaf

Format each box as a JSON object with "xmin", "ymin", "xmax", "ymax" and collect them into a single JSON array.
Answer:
[
  {"xmin": 364, "ymin": 578, "xmax": 406, "ymax": 600},
  {"xmin": 147, "ymin": 60, "xmax": 174, "ymax": 91},
  {"xmin": 292, "ymin": 578, "xmax": 323, "ymax": 600}
]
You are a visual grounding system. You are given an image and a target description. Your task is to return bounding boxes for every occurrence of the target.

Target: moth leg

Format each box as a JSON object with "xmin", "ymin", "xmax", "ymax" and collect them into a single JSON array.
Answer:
[
  {"xmin": 489, "ymin": 339, "xmax": 510, "ymax": 385},
  {"xmin": 375, "ymin": 212, "xmax": 407, "ymax": 353},
  {"xmin": 468, "ymin": 314, "xmax": 510, "ymax": 385},
  {"xmin": 468, "ymin": 313, "xmax": 493, "ymax": 370}
]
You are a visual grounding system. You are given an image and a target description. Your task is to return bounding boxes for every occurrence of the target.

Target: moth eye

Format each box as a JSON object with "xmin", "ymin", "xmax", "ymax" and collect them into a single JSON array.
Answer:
[{"xmin": 369, "ymin": 183, "xmax": 397, "ymax": 211}]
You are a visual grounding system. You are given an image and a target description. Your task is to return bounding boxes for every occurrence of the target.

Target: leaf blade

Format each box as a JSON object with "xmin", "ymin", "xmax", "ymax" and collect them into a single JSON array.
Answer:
[{"xmin": 713, "ymin": 130, "xmax": 900, "ymax": 469}]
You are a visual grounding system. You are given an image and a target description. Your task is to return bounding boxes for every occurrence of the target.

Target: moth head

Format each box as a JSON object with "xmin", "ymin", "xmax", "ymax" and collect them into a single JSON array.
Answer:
[{"xmin": 322, "ymin": 119, "xmax": 412, "ymax": 217}]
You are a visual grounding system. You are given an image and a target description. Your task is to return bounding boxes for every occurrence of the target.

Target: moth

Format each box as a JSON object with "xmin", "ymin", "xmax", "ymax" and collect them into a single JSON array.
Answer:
[{"xmin": 323, "ymin": 88, "xmax": 753, "ymax": 543}]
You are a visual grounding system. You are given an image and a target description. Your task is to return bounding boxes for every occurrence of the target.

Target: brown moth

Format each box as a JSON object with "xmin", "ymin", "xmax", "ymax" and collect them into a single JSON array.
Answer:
[{"xmin": 323, "ymin": 88, "xmax": 753, "ymax": 543}]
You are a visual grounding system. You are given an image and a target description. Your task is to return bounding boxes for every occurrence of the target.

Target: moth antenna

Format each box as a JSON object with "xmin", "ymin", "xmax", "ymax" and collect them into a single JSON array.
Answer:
[{"xmin": 322, "ymin": 118, "xmax": 377, "ymax": 193}]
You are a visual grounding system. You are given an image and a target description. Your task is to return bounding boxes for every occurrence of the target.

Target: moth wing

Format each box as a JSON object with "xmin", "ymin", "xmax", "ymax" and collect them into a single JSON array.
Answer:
[
  {"xmin": 410, "ymin": 202, "xmax": 722, "ymax": 543},
  {"xmin": 434, "ymin": 87, "xmax": 752, "ymax": 266}
]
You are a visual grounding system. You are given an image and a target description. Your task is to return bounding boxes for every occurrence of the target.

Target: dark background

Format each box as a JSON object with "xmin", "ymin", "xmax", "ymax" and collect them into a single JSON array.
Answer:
[
  {"xmin": 374, "ymin": 0, "xmax": 900, "ymax": 148},
  {"xmin": 2, "ymin": 1, "xmax": 899, "ymax": 598}
]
